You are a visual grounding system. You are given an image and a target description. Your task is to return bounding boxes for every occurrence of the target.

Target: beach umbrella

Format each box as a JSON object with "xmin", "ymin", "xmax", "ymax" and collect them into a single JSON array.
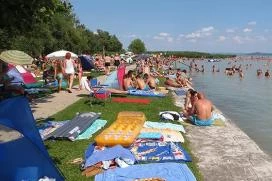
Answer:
[
  {"xmin": 0, "ymin": 50, "xmax": 33, "ymax": 65},
  {"xmin": 46, "ymin": 50, "xmax": 78, "ymax": 60}
]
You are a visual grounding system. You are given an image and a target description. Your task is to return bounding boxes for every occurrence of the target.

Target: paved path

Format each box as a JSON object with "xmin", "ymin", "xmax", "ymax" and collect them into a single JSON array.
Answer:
[
  {"xmin": 173, "ymin": 92, "xmax": 272, "ymax": 181},
  {"xmin": 0, "ymin": 64, "xmax": 136, "ymax": 141}
]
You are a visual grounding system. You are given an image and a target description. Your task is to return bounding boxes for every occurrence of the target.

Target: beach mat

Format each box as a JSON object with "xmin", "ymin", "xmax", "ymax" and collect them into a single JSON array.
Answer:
[
  {"xmin": 75, "ymin": 119, "xmax": 107, "ymax": 140},
  {"xmin": 128, "ymin": 90, "xmax": 165, "ymax": 97},
  {"xmin": 140, "ymin": 128, "xmax": 184, "ymax": 143},
  {"xmin": 112, "ymin": 97, "xmax": 151, "ymax": 104},
  {"xmin": 37, "ymin": 120, "xmax": 69, "ymax": 140},
  {"xmin": 46, "ymin": 112, "xmax": 100, "ymax": 141},
  {"xmin": 95, "ymin": 162, "xmax": 196, "ymax": 181},
  {"xmin": 174, "ymin": 89, "xmax": 186, "ymax": 96},
  {"xmin": 144, "ymin": 121, "xmax": 186, "ymax": 133},
  {"xmin": 130, "ymin": 141, "xmax": 191, "ymax": 163}
]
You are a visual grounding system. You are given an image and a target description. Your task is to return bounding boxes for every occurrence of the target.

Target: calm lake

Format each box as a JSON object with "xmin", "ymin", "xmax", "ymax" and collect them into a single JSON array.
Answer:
[{"xmin": 177, "ymin": 59, "xmax": 272, "ymax": 156}]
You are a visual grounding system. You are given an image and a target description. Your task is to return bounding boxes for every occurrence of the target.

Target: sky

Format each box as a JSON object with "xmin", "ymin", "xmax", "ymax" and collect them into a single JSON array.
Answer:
[{"xmin": 70, "ymin": 0, "xmax": 272, "ymax": 53}]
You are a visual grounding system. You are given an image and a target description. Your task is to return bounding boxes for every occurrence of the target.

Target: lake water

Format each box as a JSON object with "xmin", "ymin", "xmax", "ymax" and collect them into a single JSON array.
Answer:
[{"xmin": 177, "ymin": 59, "xmax": 272, "ymax": 156}]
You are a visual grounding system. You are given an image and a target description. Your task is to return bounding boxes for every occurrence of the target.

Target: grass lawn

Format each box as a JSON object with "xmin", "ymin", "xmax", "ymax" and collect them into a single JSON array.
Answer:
[{"xmin": 45, "ymin": 93, "xmax": 203, "ymax": 181}]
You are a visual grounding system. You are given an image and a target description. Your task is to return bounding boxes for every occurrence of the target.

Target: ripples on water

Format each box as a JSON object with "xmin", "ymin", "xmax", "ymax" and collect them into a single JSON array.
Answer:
[{"xmin": 177, "ymin": 60, "xmax": 272, "ymax": 155}]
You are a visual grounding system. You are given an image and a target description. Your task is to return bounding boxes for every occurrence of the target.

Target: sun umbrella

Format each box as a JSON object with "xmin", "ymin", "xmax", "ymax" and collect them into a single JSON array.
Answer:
[
  {"xmin": 46, "ymin": 50, "xmax": 78, "ymax": 60},
  {"xmin": 0, "ymin": 50, "xmax": 33, "ymax": 65}
]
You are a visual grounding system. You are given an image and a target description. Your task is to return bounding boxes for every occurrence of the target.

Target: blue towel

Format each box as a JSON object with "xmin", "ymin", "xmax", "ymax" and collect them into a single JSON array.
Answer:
[
  {"xmin": 95, "ymin": 162, "xmax": 196, "ymax": 181},
  {"xmin": 75, "ymin": 119, "xmax": 107, "ymax": 140},
  {"xmin": 138, "ymin": 132, "xmax": 162, "ymax": 139},
  {"xmin": 128, "ymin": 90, "xmax": 165, "ymax": 97},
  {"xmin": 84, "ymin": 144, "xmax": 135, "ymax": 168},
  {"xmin": 130, "ymin": 142, "xmax": 192, "ymax": 163},
  {"xmin": 174, "ymin": 89, "xmax": 186, "ymax": 96}
]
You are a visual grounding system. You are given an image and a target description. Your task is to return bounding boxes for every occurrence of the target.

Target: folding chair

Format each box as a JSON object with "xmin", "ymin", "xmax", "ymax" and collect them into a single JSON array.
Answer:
[{"xmin": 89, "ymin": 78, "xmax": 111, "ymax": 106}]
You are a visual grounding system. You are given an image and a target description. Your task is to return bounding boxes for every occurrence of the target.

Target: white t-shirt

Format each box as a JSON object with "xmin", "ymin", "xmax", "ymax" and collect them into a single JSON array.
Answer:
[{"xmin": 65, "ymin": 59, "xmax": 75, "ymax": 74}]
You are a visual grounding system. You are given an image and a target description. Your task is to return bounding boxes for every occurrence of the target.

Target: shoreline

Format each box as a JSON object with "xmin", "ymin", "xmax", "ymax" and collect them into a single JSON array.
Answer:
[{"xmin": 172, "ymin": 90, "xmax": 272, "ymax": 180}]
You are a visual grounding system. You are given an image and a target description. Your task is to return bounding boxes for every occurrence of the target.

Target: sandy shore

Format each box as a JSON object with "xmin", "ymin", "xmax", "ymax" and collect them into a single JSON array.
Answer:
[{"xmin": 173, "ymin": 92, "xmax": 272, "ymax": 180}]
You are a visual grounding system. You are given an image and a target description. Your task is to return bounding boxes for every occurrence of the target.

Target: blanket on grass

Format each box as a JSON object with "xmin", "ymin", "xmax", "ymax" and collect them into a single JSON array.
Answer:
[
  {"xmin": 144, "ymin": 121, "xmax": 186, "ymax": 133},
  {"xmin": 130, "ymin": 141, "xmax": 191, "ymax": 163},
  {"xmin": 95, "ymin": 162, "xmax": 196, "ymax": 181}
]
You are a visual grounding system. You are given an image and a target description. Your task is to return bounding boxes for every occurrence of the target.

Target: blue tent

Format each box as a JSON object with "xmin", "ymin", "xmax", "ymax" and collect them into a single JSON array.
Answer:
[
  {"xmin": 79, "ymin": 55, "xmax": 95, "ymax": 70},
  {"xmin": 0, "ymin": 97, "xmax": 64, "ymax": 181}
]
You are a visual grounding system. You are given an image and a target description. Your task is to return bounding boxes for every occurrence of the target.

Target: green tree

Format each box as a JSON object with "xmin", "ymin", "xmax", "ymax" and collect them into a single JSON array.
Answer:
[{"xmin": 128, "ymin": 39, "xmax": 146, "ymax": 54}]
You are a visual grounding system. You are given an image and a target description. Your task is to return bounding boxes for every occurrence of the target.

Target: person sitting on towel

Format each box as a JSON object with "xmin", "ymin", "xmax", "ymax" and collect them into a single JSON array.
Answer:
[
  {"xmin": 143, "ymin": 73, "xmax": 156, "ymax": 90},
  {"xmin": 187, "ymin": 92, "xmax": 214, "ymax": 126},
  {"xmin": 136, "ymin": 74, "xmax": 150, "ymax": 91},
  {"xmin": 164, "ymin": 77, "xmax": 183, "ymax": 88},
  {"xmin": 123, "ymin": 70, "xmax": 136, "ymax": 91}
]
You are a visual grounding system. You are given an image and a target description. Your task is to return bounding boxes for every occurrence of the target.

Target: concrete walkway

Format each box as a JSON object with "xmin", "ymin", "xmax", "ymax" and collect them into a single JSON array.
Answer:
[
  {"xmin": 32, "ymin": 64, "xmax": 135, "ymax": 120},
  {"xmin": 173, "ymin": 92, "xmax": 272, "ymax": 181}
]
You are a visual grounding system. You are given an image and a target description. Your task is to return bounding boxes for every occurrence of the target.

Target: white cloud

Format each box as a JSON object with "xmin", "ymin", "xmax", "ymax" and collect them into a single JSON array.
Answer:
[
  {"xmin": 264, "ymin": 29, "xmax": 270, "ymax": 33},
  {"xmin": 243, "ymin": 28, "xmax": 252, "ymax": 33},
  {"xmin": 188, "ymin": 39, "xmax": 197, "ymax": 43},
  {"xmin": 185, "ymin": 26, "xmax": 214, "ymax": 40},
  {"xmin": 248, "ymin": 21, "xmax": 257, "ymax": 26},
  {"xmin": 128, "ymin": 34, "xmax": 137, "ymax": 38},
  {"xmin": 233, "ymin": 36, "xmax": 243, "ymax": 44},
  {"xmin": 153, "ymin": 36, "xmax": 164, "ymax": 40},
  {"xmin": 201, "ymin": 26, "xmax": 214, "ymax": 32},
  {"xmin": 159, "ymin": 32, "xmax": 170, "ymax": 37},
  {"xmin": 178, "ymin": 34, "xmax": 185, "ymax": 37},
  {"xmin": 167, "ymin": 37, "xmax": 173, "ymax": 42},
  {"xmin": 185, "ymin": 32, "xmax": 201, "ymax": 39},
  {"xmin": 226, "ymin": 29, "xmax": 235, "ymax": 33},
  {"xmin": 256, "ymin": 35, "xmax": 267, "ymax": 41},
  {"xmin": 217, "ymin": 36, "xmax": 226, "ymax": 42}
]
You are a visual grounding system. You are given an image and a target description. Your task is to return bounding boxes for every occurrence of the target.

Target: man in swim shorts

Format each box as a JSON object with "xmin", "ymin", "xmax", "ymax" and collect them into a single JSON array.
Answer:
[
  {"xmin": 189, "ymin": 92, "xmax": 213, "ymax": 126},
  {"xmin": 135, "ymin": 74, "xmax": 150, "ymax": 91}
]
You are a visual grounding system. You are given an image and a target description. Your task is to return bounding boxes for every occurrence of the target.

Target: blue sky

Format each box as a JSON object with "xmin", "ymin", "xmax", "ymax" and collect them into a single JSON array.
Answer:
[{"xmin": 70, "ymin": 0, "xmax": 272, "ymax": 53}]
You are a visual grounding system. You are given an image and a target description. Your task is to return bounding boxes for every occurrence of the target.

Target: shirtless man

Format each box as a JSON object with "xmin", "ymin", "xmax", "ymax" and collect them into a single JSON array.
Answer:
[
  {"xmin": 136, "ymin": 74, "xmax": 150, "ymax": 90},
  {"xmin": 265, "ymin": 69, "xmax": 270, "ymax": 77},
  {"xmin": 143, "ymin": 73, "xmax": 156, "ymax": 90},
  {"xmin": 164, "ymin": 77, "xmax": 183, "ymax": 88},
  {"xmin": 189, "ymin": 92, "xmax": 213, "ymax": 126},
  {"xmin": 123, "ymin": 70, "xmax": 135, "ymax": 90}
]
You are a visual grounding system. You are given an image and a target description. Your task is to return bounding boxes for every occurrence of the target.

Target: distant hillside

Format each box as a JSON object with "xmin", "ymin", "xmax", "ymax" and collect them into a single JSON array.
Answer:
[{"xmin": 246, "ymin": 52, "xmax": 272, "ymax": 56}]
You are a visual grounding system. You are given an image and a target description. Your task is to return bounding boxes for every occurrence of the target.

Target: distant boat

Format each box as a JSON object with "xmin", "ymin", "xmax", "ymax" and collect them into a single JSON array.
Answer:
[{"xmin": 208, "ymin": 59, "xmax": 220, "ymax": 62}]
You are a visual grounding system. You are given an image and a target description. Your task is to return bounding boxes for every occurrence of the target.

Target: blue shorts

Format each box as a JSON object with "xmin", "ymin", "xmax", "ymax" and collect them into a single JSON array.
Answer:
[
  {"xmin": 127, "ymin": 86, "xmax": 136, "ymax": 90},
  {"xmin": 190, "ymin": 115, "xmax": 213, "ymax": 126},
  {"xmin": 143, "ymin": 85, "xmax": 151, "ymax": 91}
]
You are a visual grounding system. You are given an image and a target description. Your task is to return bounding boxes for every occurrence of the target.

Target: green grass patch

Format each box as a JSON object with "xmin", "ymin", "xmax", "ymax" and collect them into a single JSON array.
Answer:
[{"xmin": 45, "ymin": 93, "xmax": 202, "ymax": 181}]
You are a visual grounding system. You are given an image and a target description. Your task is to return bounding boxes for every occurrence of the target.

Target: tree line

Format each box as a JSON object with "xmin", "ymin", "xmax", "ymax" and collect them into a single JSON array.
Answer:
[{"xmin": 0, "ymin": 0, "xmax": 123, "ymax": 57}]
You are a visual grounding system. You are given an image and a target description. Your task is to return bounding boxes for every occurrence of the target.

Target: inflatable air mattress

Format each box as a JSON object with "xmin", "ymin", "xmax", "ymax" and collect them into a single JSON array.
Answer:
[{"xmin": 95, "ymin": 111, "xmax": 146, "ymax": 147}]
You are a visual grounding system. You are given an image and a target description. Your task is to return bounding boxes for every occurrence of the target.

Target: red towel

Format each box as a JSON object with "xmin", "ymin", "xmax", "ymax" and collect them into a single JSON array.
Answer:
[{"xmin": 112, "ymin": 97, "xmax": 151, "ymax": 104}]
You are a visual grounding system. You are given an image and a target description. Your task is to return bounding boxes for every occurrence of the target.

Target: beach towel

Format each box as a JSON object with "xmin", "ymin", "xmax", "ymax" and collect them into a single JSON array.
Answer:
[
  {"xmin": 112, "ymin": 97, "xmax": 151, "ymax": 104},
  {"xmin": 140, "ymin": 128, "xmax": 184, "ymax": 143},
  {"xmin": 144, "ymin": 121, "xmax": 186, "ymax": 133},
  {"xmin": 46, "ymin": 112, "xmax": 100, "ymax": 141},
  {"xmin": 75, "ymin": 119, "xmax": 107, "ymax": 140},
  {"xmin": 159, "ymin": 111, "xmax": 183, "ymax": 122},
  {"xmin": 130, "ymin": 141, "xmax": 191, "ymax": 163},
  {"xmin": 174, "ymin": 89, "xmax": 187, "ymax": 96},
  {"xmin": 37, "ymin": 120, "xmax": 69, "ymax": 140},
  {"xmin": 128, "ymin": 90, "xmax": 165, "ymax": 97},
  {"xmin": 84, "ymin": 144, "xmax": 135, "ymax": 168},
  {"xmin": 95, "ymin": 162, "xmax": 196, "ymax": 181},
  {"xmin": 138, "ymin": 132, "xmax": 163, "ymax": 139}
]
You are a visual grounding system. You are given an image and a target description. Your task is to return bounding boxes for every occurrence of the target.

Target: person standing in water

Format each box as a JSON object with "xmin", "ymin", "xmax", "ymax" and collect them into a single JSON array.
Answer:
[{"xmin": 265, "ymin": 69, "xmax": 270, "ymax": 77}]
